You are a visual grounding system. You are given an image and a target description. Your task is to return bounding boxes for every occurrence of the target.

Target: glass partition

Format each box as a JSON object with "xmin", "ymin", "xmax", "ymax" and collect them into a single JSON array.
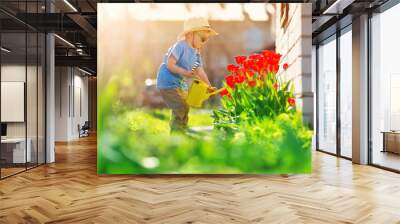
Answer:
[
  {"xmin": 317, "ymin": 35, "xmax": 337, "ymax": 154},
  {"xmin": 26, "ymin": 0, "xmax": 45, "ymax": 169},
  {"xmin": 27, "ymin": 30, "xmax": 38, "ymax": 169},
  {"xmin": 1, "ymin": 30, "xmax": 28, "ymax": 177},
  {"xmin": 0, "ymin": 2, "xmax": 46, "ymax": 179}
]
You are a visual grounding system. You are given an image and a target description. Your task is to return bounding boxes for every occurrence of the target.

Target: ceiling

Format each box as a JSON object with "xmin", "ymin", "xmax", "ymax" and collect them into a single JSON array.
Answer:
[
  {"xmin": 1, "ymin": 0, "xmax": 98, "ymax": 74},
  {"xmin": 311, "ymin": 0, "xmax": 391, "ymax": 43},
  {"xmin": 0, "ymin": 0, "xmax": 394, "ymax": 75}
]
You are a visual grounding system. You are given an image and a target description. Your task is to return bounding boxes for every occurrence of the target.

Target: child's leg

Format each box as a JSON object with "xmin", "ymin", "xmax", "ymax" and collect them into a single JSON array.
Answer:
[{"xmin": 159, "ymin": 88, "xmax": 189, "ymax": 132}]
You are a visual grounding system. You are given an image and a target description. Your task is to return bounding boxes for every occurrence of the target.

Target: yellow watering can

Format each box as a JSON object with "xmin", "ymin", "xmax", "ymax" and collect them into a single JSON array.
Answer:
[{"xmin": 186, "ymin": 79, "xmax": 225, "ymax": 107}]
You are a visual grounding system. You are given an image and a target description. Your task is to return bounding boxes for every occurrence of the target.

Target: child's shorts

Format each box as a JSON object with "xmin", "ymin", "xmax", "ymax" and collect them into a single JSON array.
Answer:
[{"xmin": 159, "ymin": 88, "xmax": 189, "ymax": 131}]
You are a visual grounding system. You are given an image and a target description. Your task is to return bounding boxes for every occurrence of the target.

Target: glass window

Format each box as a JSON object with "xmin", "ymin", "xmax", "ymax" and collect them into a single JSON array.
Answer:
[
  {"xmin": 339, "ymin": 28, "xmax": 352, "ymax": 158},
  {"xmin": 317, "ymin": 36, "xmax": 337, "ymax": 154},
  {"xmin": 371, "ymin": 3, "xmax": 400, "ymax": 171}
]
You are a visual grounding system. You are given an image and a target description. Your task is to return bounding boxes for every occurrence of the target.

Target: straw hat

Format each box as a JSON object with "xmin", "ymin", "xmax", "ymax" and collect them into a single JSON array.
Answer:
[{"xmin": 177, "ymin": 17, "xmax": 218, "ymax": 40}]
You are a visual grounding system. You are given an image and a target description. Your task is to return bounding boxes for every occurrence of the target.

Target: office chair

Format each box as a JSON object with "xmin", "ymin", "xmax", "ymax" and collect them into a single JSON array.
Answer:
[{"xmin": 78, "ymin": 121, "xmax": 90, "ymax": 138}]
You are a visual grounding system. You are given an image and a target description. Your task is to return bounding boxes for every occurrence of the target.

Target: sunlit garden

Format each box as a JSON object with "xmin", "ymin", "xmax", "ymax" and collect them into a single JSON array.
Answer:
[{"xmin": 98, "ymin": 50, "xmax": 312, "ymax": 174}]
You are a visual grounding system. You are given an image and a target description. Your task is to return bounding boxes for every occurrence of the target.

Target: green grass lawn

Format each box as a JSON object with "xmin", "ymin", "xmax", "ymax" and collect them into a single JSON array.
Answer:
[
  {"xmin": 98, "ymin": 107, "xmax": 312, "ymax": 174},
  {"xmin": 147, "ymin": 108, "xmax": 214, "ymax": 127}
]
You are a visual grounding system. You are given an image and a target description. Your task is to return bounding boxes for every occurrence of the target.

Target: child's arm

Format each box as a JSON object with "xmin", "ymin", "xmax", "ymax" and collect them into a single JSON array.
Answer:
[
  {"xmin": 167, "ymin": 55, "xmax": 194, "ymax": 78},
  {"xmin": 195, "ymin": 67, "xmax": 212, "ymax": 86}
]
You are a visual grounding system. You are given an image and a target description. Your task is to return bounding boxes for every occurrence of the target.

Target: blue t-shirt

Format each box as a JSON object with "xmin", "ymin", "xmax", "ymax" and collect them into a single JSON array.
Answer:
[{"xmin": 156, "ymin": 40, "xmax": 203, "ymax": 90}]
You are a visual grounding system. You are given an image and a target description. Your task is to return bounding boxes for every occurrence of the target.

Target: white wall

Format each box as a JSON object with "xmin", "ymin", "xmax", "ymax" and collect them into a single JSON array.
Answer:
[
  {"xmin": 55, "ymin": 67, "xmax": 69, "ymax": 141},
  {"xmin": 1, "ymin": 65, "xmax": 36, "ymax": 137},
  {"xmin": 71, "ymin": 72, "xmax": 89, "ymax": 138},
  {"xmin": 1, "ymin": 65, "xmax": 26, "ymax": 138},
  {"xmin": 55, "ymin": 67, "xmax": 89, "ymax": 141},
  {"xmin": 1, "ymin": 65, "xmax": 27, "ymax": 142}
]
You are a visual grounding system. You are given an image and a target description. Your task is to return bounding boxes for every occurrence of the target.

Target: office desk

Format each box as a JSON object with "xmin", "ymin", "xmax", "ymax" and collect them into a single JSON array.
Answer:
[
  {"xmin": 1, "ymin": 138, "xmax": 32, "ymax": 163},
  {"xmin": 381, "ymin": 131, "xmax": 400, "ymax": 154}
]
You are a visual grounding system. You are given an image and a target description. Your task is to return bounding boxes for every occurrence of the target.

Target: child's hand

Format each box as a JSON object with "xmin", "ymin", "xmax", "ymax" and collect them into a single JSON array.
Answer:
[
  {"xmin": 207, "ymin": 86, "xmax": 217, "ymax": 93},
  {"xmin": 182, "ymin": 70, "xmax": 194, "ymax": 78}
]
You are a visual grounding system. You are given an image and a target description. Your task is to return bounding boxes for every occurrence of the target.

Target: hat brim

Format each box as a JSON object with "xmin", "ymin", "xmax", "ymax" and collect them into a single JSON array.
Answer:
[{"xmin": 177, "ymin": 27, "xmax": 218, "ymax": 40}]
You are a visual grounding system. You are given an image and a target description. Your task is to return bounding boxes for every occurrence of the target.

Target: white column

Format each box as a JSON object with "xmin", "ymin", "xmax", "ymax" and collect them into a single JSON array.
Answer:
[
  {"xmin": 352, "ymin": 14, "xmax": 369, "ymax": 164},
  {"xmin": 46, "ymin": 0, "xmax": 55, "ymax": 163}
]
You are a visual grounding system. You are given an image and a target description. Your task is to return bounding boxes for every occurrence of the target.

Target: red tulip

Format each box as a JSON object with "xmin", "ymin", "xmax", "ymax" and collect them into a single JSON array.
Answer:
[
  {"xmin": 234, "ymin": 68, "xmax": 242, "ymax": 77},
  {"xmin": 249, "ymin": 54, "xmax": 261, "ymax": 60},
  {"xmin": 288, "ymin": 97, "xmax": 295, "ymax": 106},
  {"xmin": 243, "ymin": 59, "xmax": 252, "ymax": 70},
  {"xmin": 248, "ymin": 80, "xmax": 256, "ymax": 87},
  {"xmin": 235, "ymin": 75, "xmax": 246, "ymax": 84},
  {"xmin": 235, "ymin": 56, "xmax": 247, "ymax": 65},
  {"xmin": 262, "ymin": 50, "xmax": 281, "ymax": 66},
  {"xmin": 261, "ymin": 50, "xmax": 273, "ymax": 58},
  {"xmin": 246, "ymin": 59, "xmax": 259, "ymax": 72},
  {"xmin": 266, "ymin": 64, "xmax": 272, "ymax": 73},
  {"xmin": 283, "ymin": 63, "xmax": 289, "ymax": 70},
  {"xmin": 273, "ymin": 64, "xmax": 279, "ymax": 73},
  {"xmin": 256, "ymin": 59, "xmax": 265, "ymax": 72},
  {"xmin": 225, "ymin": 75, "xmax": 236, "ymax": 88},
  {"xmin": 219, "ymin": 88, "xmax": 230, "ymax": 97},
  {"xmin": 246, "ymin": 70, "xmax": 254, "ymax": 78},
  {"xmin": 227, "ymin": 64, "xmax": 239, "ymax": 73}
]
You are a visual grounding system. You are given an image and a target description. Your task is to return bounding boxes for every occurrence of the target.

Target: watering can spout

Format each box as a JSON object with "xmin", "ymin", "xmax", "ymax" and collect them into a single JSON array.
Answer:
[
  {"xmin": 186, "ymin": 79, "xmax": 224, "ymax": 108},
  {"xmin": 206, "ymin": 88, "xmax": 225, "ymax": 97}
]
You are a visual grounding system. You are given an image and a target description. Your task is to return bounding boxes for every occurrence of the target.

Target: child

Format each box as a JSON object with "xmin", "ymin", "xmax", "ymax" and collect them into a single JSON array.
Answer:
[{"xmin": 156, "ymin": 17, "xmax": 218, "ymax": 132}]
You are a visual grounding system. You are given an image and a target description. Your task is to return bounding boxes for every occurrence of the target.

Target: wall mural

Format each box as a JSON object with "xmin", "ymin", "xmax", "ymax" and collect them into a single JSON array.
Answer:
[{"xmin": 97, "ymin": 3, "xmax": 312, "ymax": 174}]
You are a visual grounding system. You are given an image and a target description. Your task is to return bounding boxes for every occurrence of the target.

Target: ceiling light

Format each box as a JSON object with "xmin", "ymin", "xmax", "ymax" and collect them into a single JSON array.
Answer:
[
  {"xmin": 54, "ymin": 34, "xmax": 75, "ymax": 48},
  {"xmin": 63, "ymin": 0, "xmax": 78, "ymax": 12},
  {"xmin": 1, "ymin": 47, "xmax": 11, "ymax": 53},
  {"xmin": 78, "ymin": 67, "xmax": 93, "ymax": 76},
  {"xmin": 322, "ymin": 0, "xmax": 355, "ymax": 15}
]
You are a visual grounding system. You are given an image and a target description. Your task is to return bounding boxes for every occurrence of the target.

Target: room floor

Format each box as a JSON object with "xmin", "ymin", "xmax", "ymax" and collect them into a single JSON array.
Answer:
[
  {"xmin": 0, "ymin": 167, "xmax": 25, "ymax": 177},
  {"xmin": 0, "ymin": 135, "xmax": 400, "ymax": 223},
  {"xmin": 1, "ymin": 163, "xmax": 46, "ymax": 178},
  {"xmin": 372, "ymin": 150, "xmax": 400, "ymax": 171}
]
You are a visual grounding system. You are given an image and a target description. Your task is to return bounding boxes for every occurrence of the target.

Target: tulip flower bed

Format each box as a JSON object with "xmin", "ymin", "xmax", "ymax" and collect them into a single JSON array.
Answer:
[
  {"xmin": 214, "ymin": 50, "xmax": 296, "ymax": 130},
  {"xmin": 98, "ymin": 50, "xmax": 312, "ymax": 174}
]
